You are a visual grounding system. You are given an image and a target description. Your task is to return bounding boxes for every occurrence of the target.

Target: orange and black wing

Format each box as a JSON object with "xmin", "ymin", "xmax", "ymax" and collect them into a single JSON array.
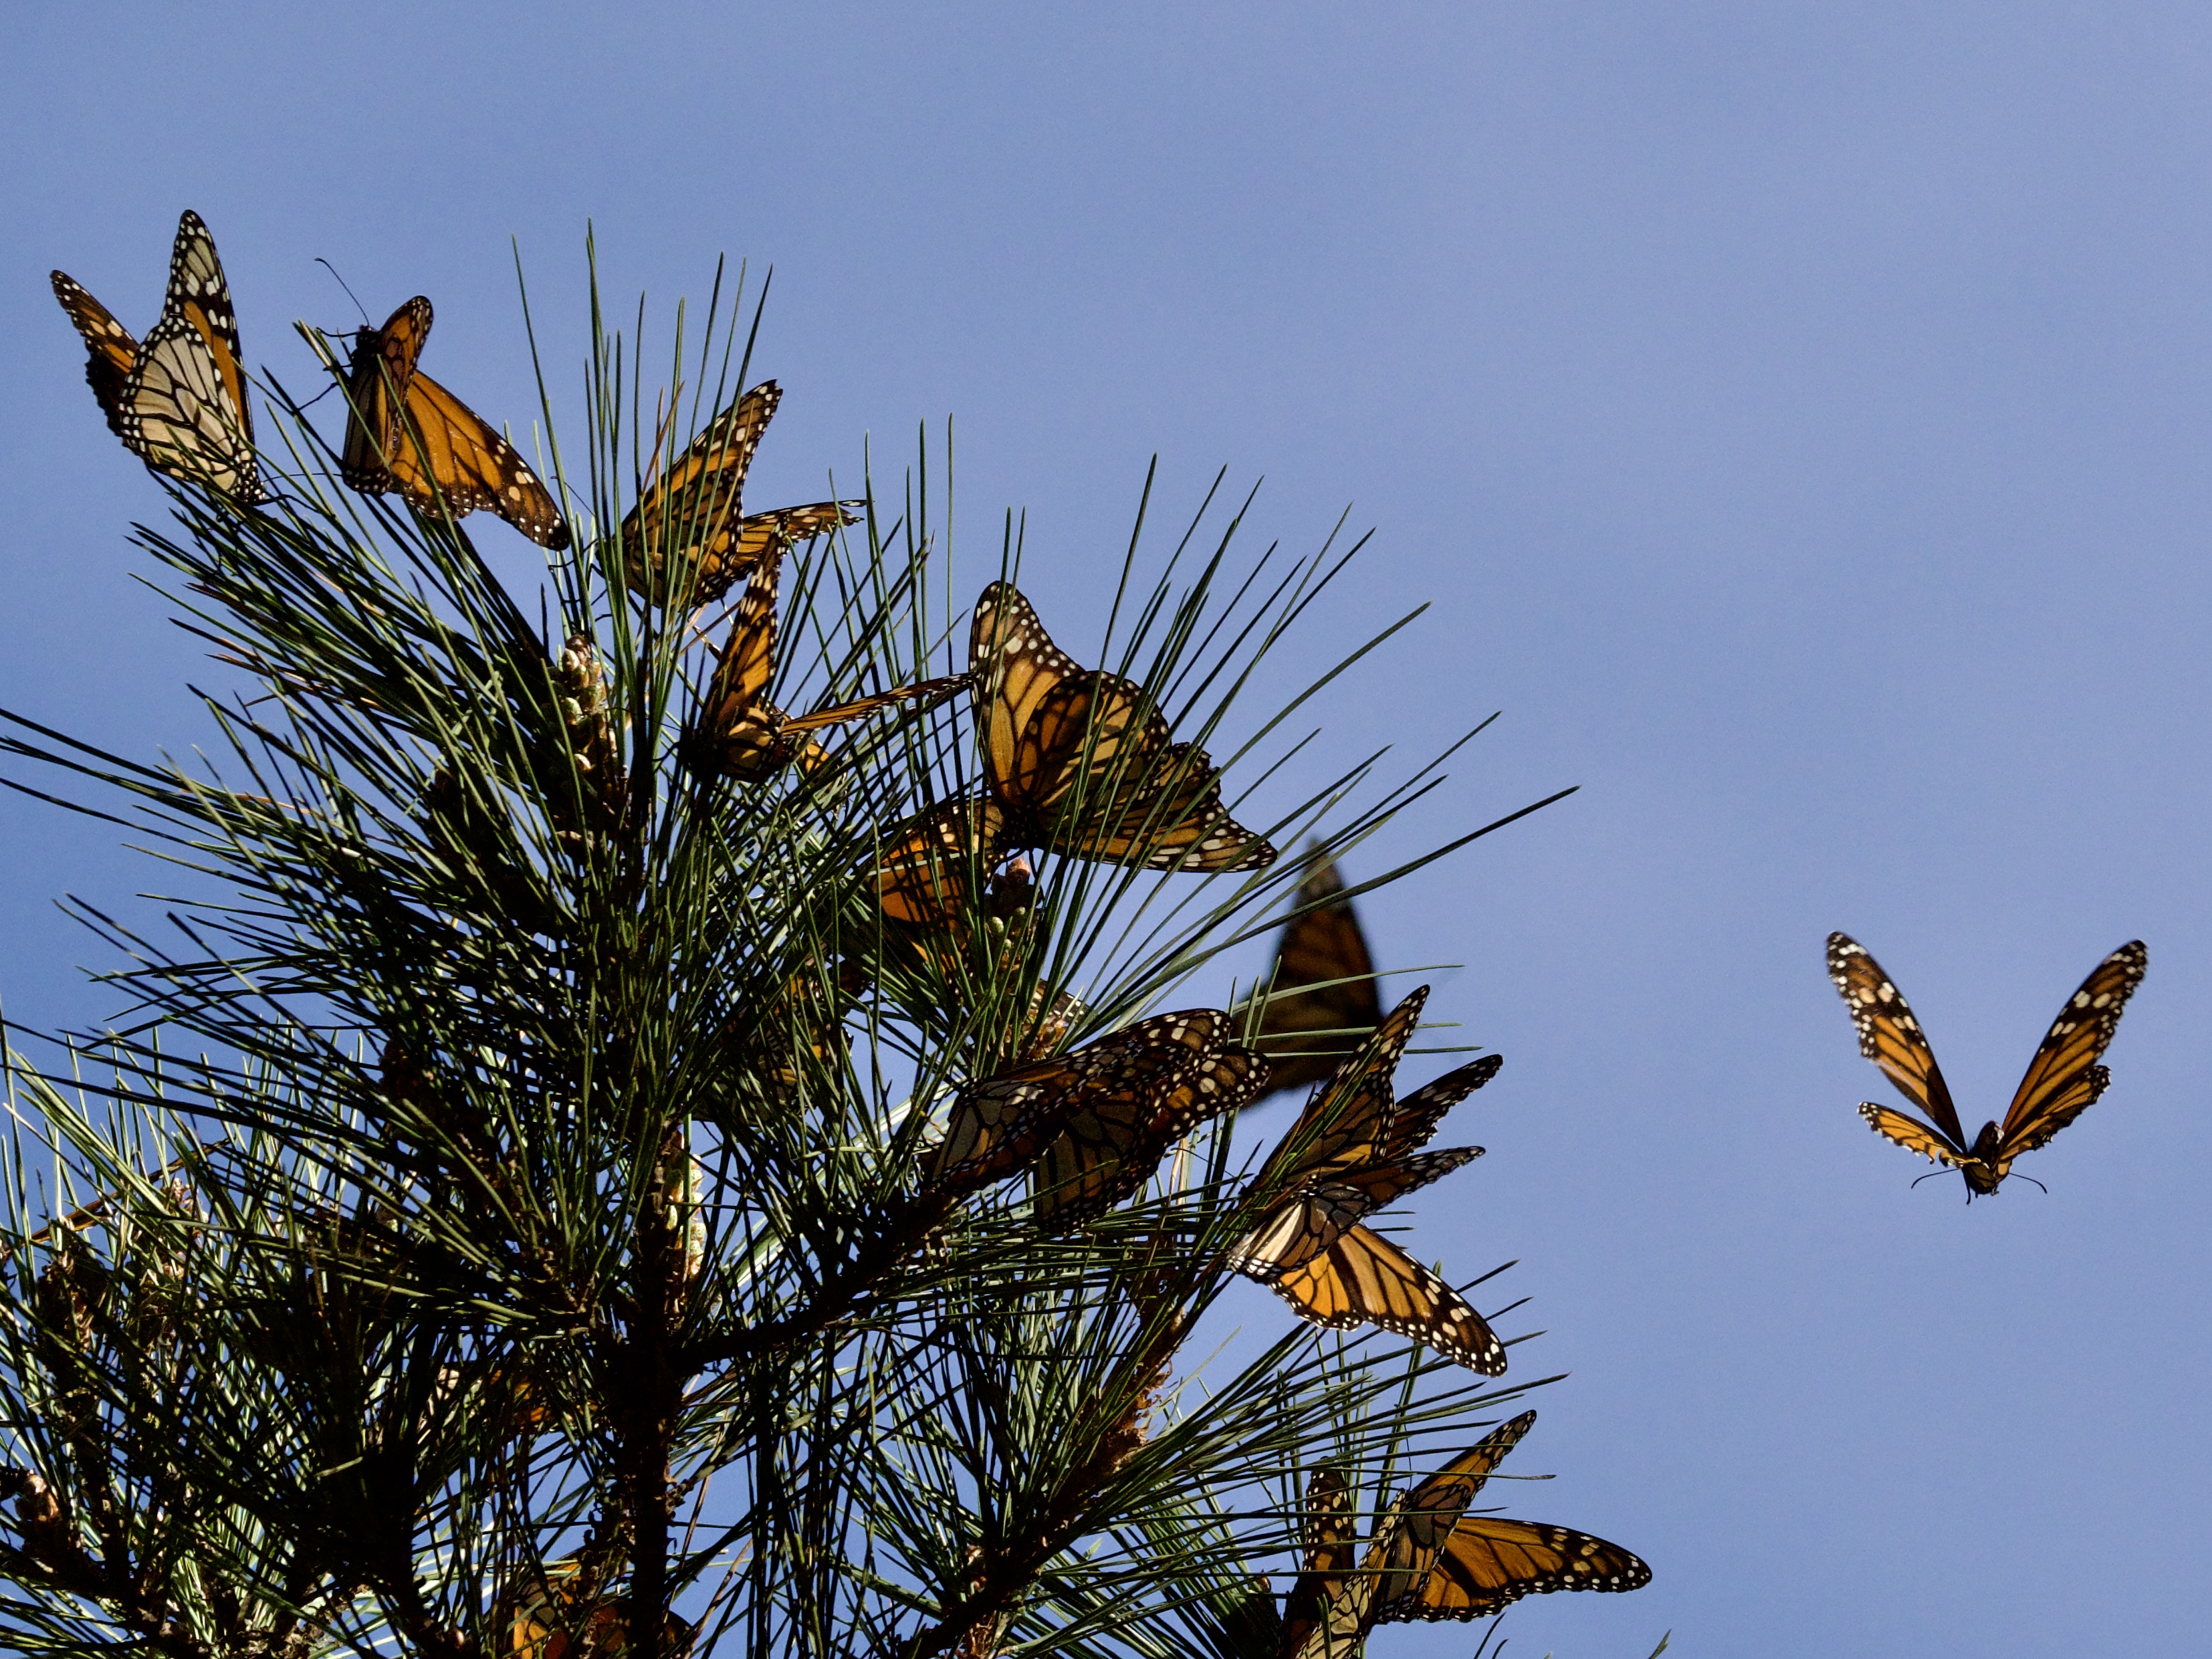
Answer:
[
  {"xmin": 1857, "ymin": 1105, "xmax": 1982, "ymax": 1174},
  {"xmin": 342, "ymin": 297, "xmax": 568, "ymax": 548},
  {"xmin": 51, "ymin": 271, "xmax": 139, "ymax": 439},
  {"xmin": 1380, "ymin": 1514, "xmax": 1650, "ymax": 1621},
  {"xmin": 1266, "ymin": 1224, "xmax": 1507, "ymax": 1375},
  {"xmin": 1032, "ymin": 1037, "xmax": 1266, "ymax": 1230},
  {"xmin": 782, "ymin": 675, "xmax": 969, "ymax": 735},
  {"xmin": 1254, "ymin": 854, "xmax": 1384, "ymax": 1095},
  {"xmin": 1226, "ymin": 1146, "xmax": 1482, "ymax": 1283},
  {"xmin": 1379, "ymin": 1055, "xmax": 1502, "ymax": 1165},
  {"xmin": 970, "ymin": 582, "xmax": 1275, "ymax": 872},
  {"xmin": 621, "ymin": 382, "xmax": 778, "ymax": 603},
  {"xmin": 116, "ymin": 211, "xmax": 263, "ymax": 501},
  {"xmin": 873, "ymin": 797, "xmax": 1008, "ymax": 942},
  {"xmin": 1367, "ymin": 1413, "xmax": 1537, "ymax": 1618},
  {"xmin": 1827, "ymin": 931, "xmax": 1970, "ymax": 1155},
  {"xmin": 682, "ymin": 544, "xmax": 792, "ymax": 778},
  {"xmin": 1253, "ymin": 988, "xmax": 1429, "ymax": 1195},
  {"xmin": 1994, "ymin": 940, "xmax": 2146, "ymax": 1170},
  {"xmin": 1279, "ymin": 1466, "xmax": 1355, "ymax": 1659}
]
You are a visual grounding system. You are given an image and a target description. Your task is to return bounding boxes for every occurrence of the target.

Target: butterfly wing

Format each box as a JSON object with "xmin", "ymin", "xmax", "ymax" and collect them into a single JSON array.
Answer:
[
  {"xmin": 1857, "ymin": 1105, "xmax": 1983, "ymax": 1176},
  {"xmin": 1228, "ymin": 1147, "xmax": 1482, "ymax": 1281},
  {"xmin": 1379, "ymin": 1055, "xmax": 1502, "ymax": 1164},
  {"xmin": 1266, "ymin": 1224, "xmax": 1507, "ymax": 1375},
  {"xmin": 873, "ymin": 798, "xmax": 1008, "ymax": 938},
  {"xmin": 1279, "ymin": 1466, "xmax": 1355, "ymax": 1659},
  {"xmin": 51, "ymin": 272, "xmax": 139, "ymax": 439},
  {"xmin": 1256, "ymin": 988, "xmax": 1430, "ymax": 1192},
  {"xmin": 1255, "ymin": 855, "xmax": 1384, "ymax": 1095},
  {"xmin": 623, "ymin": 382, "xmax": 780, "ymax": 602},
  {"xmin": 1381, "ymin": 1515, "xmax": 1651, "ymax": 1621},
  {"xmin": 118, "ymin": 211, "xmax": 263, "ymax": 501},
  {"xmin": 342, "ymin": 298, "xmax": 568, "ymax": 548},
  {"xmin": 1032, "ymin": 1039, "xmax": 1268, "ymax": 1230},
  {"xmin": 1993, "ymin": 940, "xmax": 2146, "ymax": 1172},
  {"xmin": 1826, "ymin": 932, "xmax": 1971, "ymax": 1153},
  {"xmin": 682, "ymin": 543, "xmax": 791, "ymax": 778},
  {"xmin": 781, "ymin": 675, "xmax": 970, "ymax": 735}
]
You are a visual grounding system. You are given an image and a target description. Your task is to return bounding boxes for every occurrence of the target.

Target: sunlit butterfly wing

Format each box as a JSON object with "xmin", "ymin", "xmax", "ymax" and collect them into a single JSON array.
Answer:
[
  {"xmin": 1365, "ymin": 1422, "xmax": 1533, "ymax": 1620},
  {"xmin": 1993, "ymin": 939, "xmax": 2146, "ymax": 1172},
  {"xmin": 969, "ymin": 582, "xmax": 1275, "ymax": 872},
  {"xmin": 111, "ymin": 212, "xmax": 264, "ymax": 501},
  {"xmin": 1267, "ymin": 1225, "xmax": 1507, "ymax": 1375},
  {"xmin": 1856, "ymin": 1105, "xmax": 1982, "ymax": 1178},
  {"xmin": 341, "ymin": 297, "xmax": 568, "ymax": 548},
  {"xmin": 1826, "ymin": 931, "xmax": 1971, "ymax": 1153},
  {"xmin": 873, "ymin": 797, "xmax": 1008, "ymax": 942},
  {"xmin": 1279, "ymin": 1466, "xmax": 1355, "ymax": 1659},
  {"xmin": 1032, "ymin": 1038, "xmax": 1267, "ymax": 1231},
  {"xmin": 50, "ymin": 272, "xmax": 138, "ymax": 439},
  {"xmin": 1382, "ymin": 1517, "xmax": 1650, "ymax": 1620},
  {"xmin": 1254, "ymin": 854, "xmax": 1384, "ymax": 1095},
  {"xmin": 1227, "ymin": 1146, "xmax": 1483, "ymax": 1281},
  {"xmin": 1251, "ymin": 988, "xmax": 1430, "ymax": 1194}
]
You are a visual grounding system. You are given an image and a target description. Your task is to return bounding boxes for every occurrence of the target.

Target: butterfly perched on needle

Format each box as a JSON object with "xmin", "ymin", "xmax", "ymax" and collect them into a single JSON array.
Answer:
[
  {"xmin": 969, "ymin": 582, "xmax": 1277, "ymax": 872},
  {"xmin": 1827, "ymin": 931, "xmax": 2147, "ymax": 1197},
  {"xmin": 51, "ymin": 210, "xmax": 267, "ymax": 502},
  {"xmin": 1248, "ymin": 851, "xmax": 1384, "ymax": 1102},
  {"xmin": 338, "ymin": 297, "xmax": 570, "ymax": 548},
  {"xmin": 926, "ymin": 1010, "xmax": 1253, "ymax": 1206},
  {"xmin": 681, "ymin": 535, "xmax": 966, "ymax": 782},
  {"xmin": 621, "ymin": 380, "xmax": 861, "ymax": 606},
  {"xmin": 1228, "ymin": 986, "xmax": 1505, "ymax": 1373}
]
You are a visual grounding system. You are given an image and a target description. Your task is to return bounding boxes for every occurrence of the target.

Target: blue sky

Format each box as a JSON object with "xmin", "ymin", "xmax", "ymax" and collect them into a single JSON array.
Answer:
[{"xmin": 5, "ymin": 5, "xmax": 2210, "ymax": 1654}]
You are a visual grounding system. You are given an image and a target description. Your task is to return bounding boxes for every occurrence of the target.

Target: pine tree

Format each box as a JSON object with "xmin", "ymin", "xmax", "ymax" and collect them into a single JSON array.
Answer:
[{"xmin": 0, "ymin": 249, "xmax": 1617, "ymax": 1659}]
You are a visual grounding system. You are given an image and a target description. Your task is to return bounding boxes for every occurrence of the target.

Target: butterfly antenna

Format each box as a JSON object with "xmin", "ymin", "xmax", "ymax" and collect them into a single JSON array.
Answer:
[
  {"xmin": 1908, "ymin": 1168, "xmax": 1951, "ymax": 1190},
  {"xmin": 2012, "ymin": 1172, "xmax": 2050, "ymax": 1196},
  {"xmin": 314, "ymin": 258, "xmax": 373, "ymax": 328}
]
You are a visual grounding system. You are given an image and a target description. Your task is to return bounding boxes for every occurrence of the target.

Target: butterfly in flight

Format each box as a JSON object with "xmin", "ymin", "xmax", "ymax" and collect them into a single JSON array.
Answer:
[
  {"xmin": 1827, "ymin": 931, "xmax": 2148, "ymax": 1197},
  {"xmin": 926, "ymin": 1010, "xmax": 1251, "ymax": 1207},
  {"xmin": 968, "ymin": 582, "xmax": 1277, "ymax": 872},
  {"xmin": 1248, "ymin": 851, "xmax": 1384, "ymax": 1102},
  {"xmin": 683, "ymin": 536, "xmax": 966, "ymax": 781},
  {"xmin": 339, "ymin": 297, "xmax": 570, "ymax": 548},
  {"xmin": 621, "ymin": 381, "xmax": 860, "ymax": 606},
  {"xmin": 52, "ymin": 210, "xmax": 266, "ymax": 502},
  {"xmin": 1227, "ymin": 987, "xmax": 1505, "ymax": 1373}
]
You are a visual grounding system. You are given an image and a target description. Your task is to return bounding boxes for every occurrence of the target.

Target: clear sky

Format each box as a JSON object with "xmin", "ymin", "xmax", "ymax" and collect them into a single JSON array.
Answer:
[{"xmin": 5, "ymin": 5, "xmax": 2209, "ymax": 1654}]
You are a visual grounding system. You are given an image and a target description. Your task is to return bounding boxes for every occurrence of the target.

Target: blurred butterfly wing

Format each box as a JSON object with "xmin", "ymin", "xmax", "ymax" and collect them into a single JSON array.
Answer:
[
  {"xmin": 781, "ymin": 674, "xmax": 968, "ymax": 734},
  {"xmin": 119, "ymin": 211, "xmax": 263, "ymax": 501},
  {"xmin": 1383, "ymin": 1517, "xmax": 1651, "ymax": 1622},
  {"xmin": 1995, "ymin": 939, "xmax": 2146, "ymax": 1164},
  {"xmin": 623, "ymin": 382, "xmax": 779, "ymax": 602},
  {"xmin": 1826, "ymin": 932, "xmax": 1969, "ymax": 1151},
  {"xmin": 1268, "ymin": 1224, "xmax": 1507, "ymax": 1375},
  {"xmin": 1033, "ymin": 1038, "xmax": 1266, "ymax": 1230},
  {"xmin": 1257, "ymin": 856, "xmax": 1383, "ymax": 1093},
  {"xmin": 51, "ymin": 273, "xmax": 139, "ymax": 439}
]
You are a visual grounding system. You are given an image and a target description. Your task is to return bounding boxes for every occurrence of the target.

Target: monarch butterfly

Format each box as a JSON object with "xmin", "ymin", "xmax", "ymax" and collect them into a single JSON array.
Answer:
[
  {"xmin": 1369, "ymin": 1410, "xmax": 1652, "ymax": 1624},
  {"xmin": 1827, "ymin": 932, "xmax": 2148, "ymax": 1196},
  {"xmin": 340, "ymin": 297, "xmax": 570, "ymax": 549},
  {"xmin": 1250, "ymin": 852, "xmax": 1383, "ymax": 1100},
  {"xmin": 1029, "ymin": 1031, "xmax": 1267, "ymax": 1230},
  {"xmin": 1278, "ymin": 1460, "xmax": 1478, "ymax": 1659},
  {"xmin": 51, "ymin": 211, "xmax": 265, "ymax": 501},
  {"xmin": 926, "ymin": 1010, "xmax": 1234, "ymax": 1199},
  {"xmin": 683, "ymin": 536, "xmax": 966, "ymax": 781},
  {"xmin": 969, "ymin": 582, "xmax": 1276, "ymax": 871},
  {"xmin": 497, "ymin": 1557, "xmax": 692, "ymax": 1659},
  {"xmin": 621, "ymin": 380, "xmax": 861, "ymax": 606},
  {"xmin": 1229, "ymin": 988, "xmax": 1504, "ymax": 1373}
]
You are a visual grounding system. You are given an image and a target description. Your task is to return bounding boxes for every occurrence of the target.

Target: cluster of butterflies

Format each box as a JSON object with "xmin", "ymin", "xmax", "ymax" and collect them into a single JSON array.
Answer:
[
  {"xmin": 921, "ymin": 855, "xmax": 1650, "ymax": 1636},
  {"xmin": 1828, "ymin": 931, "xmax": 2148, "ymax": 1197}
]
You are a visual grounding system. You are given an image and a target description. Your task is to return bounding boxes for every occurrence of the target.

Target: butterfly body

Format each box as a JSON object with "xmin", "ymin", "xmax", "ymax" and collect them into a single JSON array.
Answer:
[
  {"xmin": 1827, "ymin": 931, "xmax": 2146, "ymax": 1197},
  {"xmin": 340, "ymin": 298, "xmax": 570, "ymax": 548},
  {"xmin": 53, "ymin": 211, "xmax": 265, "ymax": 501}
]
